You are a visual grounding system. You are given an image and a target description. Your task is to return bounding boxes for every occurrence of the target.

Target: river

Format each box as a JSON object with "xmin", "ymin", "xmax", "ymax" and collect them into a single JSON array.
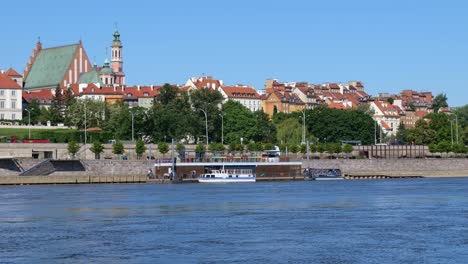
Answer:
[{"xmin": 1, "ymin": 178, "xmax": 467, "ymax": 263}]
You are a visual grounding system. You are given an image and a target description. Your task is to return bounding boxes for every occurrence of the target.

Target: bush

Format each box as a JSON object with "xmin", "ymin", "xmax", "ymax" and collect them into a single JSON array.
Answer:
[
  {"xmin": 90, "ymin": 141, "xmax": 104, "ymax": 159},
  {"xmin": 195, "ymin": 143, "xmax": 206, "ymax": 153},
  {"xmin": 309, "ymin": 144, "xmax": 317, "ymax": 153},
  {"xmin": 112, "ymin": 140, "xmax": 125, "ymax": 155},
  {"xmin": 452, "ymin": 144, "xmax": 467, "ymax": 154},
  {"xmin": 228, "ymin": 143, "xmax": 243, "ymax": 152},
  {"xmin": 254, "ymin": 142, "xmax": 264, "ymax": 151},
  {"xmin": 158, "ymin": 142, "xmax": 170, "ymax": 156},
  {"xmin": 67, "ymin": 141, "xmax": 80, "ymax": 159},
  {"xmin": 135, "ymin": 139, "xmax": 147, "ymax": 159},
  {"xmin": 300, "ymin": 144, "xmax": 307, "ymax": 154},
  {"xmin": 209, "ymin": 142, "xmax": 225, "ymax": 152},
  {"xmin": 247, "ymin": 142, "xmax": 256, "ymax": 151},
  {"xmin": 263, "ymin": 143, "xmax": 275, "ymax": 151},
  {"xmin": 343, "ymin": 144, "xmax": 354, "ymax": 154},
  {"xmin": 289, "ymin": 144, "xmax": 300, "ymax": 154}
]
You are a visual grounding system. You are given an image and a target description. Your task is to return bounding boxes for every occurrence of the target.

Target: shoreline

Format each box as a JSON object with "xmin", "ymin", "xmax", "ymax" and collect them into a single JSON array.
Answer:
[{"xmin": 1, "ymin": 173, "xmax": 467, "ymax": 186}]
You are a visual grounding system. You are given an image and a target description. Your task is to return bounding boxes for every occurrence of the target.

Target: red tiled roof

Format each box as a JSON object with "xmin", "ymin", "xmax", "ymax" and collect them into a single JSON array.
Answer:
[
  {"xmin": 81, "ymin": 84, "xmax": 124, "ymax": 95},
  {"xmin": 5, "ymin": 68, "xmax": 22, "ymax": 77},
  {"xmin": 22, "ymin": 89, "xmax": 53, "ymax": 104},
  {"xmin": 69, "ymin": 84, "xmax": 80, "ymax": 95},
  {"xmin": 328, "ymin": 102, "xmax": 348, "ymax": 110},
  {"xmin": 124, "ymin": 85, "xmax": 160, "ymax": 98},
  {"xmin": 329, "ymin": 83, "xmax": 340, "ymax": 89},
  {"xmin": 380, "ymin": 120, "xmax": 392, "ymax": 130},
  {"xmin": 0, "ymin": 73, "xmax": 22, "ymax": 89},
  {"xmin": 193, "ymin": 77, "xmax": 222, "ymax": 90},
  {"xmin": 220, "ymin": 86, "xmax": 260, "ymax": 99},
  {"xmin": 415, "ymin": 111, "xmax": 428, "ymax": 119},
  {"xmin": 373, "ymin": 101, "xmax": 400, "ymax": 117}
]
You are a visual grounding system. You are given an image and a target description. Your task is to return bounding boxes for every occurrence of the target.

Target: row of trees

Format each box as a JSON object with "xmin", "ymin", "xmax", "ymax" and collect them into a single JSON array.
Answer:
[{"xmin": 25, "ymin": 86, "xmax": 467, "ymax": 149}]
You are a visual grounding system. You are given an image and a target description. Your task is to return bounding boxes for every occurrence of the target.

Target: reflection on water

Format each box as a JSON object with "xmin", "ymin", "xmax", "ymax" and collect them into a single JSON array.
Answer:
[{"xmin": 1, "ymin": 178, "xmax": 468, "ymax": 263}]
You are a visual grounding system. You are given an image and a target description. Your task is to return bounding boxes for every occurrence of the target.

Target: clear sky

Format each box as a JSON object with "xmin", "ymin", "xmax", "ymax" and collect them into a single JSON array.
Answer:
[{"xmin": 1, "ymin": 0, "xmax": 467, "ymax": 106}]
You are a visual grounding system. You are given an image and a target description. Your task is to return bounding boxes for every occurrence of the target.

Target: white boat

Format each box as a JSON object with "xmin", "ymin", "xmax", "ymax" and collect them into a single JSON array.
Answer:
[{"xmin": 198, "ymin": 168, "xmax": 256, "ymax": 183}]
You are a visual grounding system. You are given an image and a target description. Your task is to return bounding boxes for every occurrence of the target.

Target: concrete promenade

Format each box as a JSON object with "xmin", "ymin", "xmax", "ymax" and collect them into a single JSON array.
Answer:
[
  {"xmin": 1, "ymin": 158, "xmax": 468, "ymax": 185},
  {"xmin": 302, "ymin": 159, "xmax": 468, "ymax": 178}
]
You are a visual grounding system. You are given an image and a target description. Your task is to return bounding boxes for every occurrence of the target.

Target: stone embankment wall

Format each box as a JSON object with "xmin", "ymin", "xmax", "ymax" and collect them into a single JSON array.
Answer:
[{"xmin": 303, "ymin": 159, "xmax": 468, "ymax": 177}]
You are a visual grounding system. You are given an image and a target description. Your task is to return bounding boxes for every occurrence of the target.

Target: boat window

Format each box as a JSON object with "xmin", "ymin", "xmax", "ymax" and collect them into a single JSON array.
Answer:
[
  {"xmin": 229, "ymin": 175, "xmax": 232, "ymax": 178},
  {"xmin": 211, "ymin": 175, "xmax": 215, "ymax": 178},
  {"xmin": 236, "ymin": 175, "xmax": 239, "ymax": 178}
]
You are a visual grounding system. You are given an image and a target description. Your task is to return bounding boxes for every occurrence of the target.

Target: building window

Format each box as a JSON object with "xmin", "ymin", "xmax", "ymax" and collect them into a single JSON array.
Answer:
[
  {"xmin": 0, "ymin": 100, "xmax": 4, "ymax": 109},
  {"xmin": 0, "ymin": 90, "xmax": 4, "ymax": 96},
  {"xmin": 12, "ymin": 114, "xmax": 16, "ymax": 120},
  {"xmin": 12, "ymin": 90, "xmax": 16, "ymax": 96},
  {"xmin": 0, "ymin": 114, "xmax": 4, "ymax": 119},
  {"xmin": 11, "ymin": 100, "xmax": 16, "ymax": 109}
]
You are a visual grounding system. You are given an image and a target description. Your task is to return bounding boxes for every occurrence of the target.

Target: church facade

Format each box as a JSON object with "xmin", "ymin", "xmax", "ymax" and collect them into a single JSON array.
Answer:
[{"xmin": 23, "ymin": 28, "xmax": 126, "ymax": 93}]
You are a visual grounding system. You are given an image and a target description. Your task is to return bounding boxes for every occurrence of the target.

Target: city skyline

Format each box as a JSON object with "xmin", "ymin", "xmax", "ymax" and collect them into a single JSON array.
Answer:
[{"xmin": 1, "ymin": 0, "xmax": 466, "ymax": 106}]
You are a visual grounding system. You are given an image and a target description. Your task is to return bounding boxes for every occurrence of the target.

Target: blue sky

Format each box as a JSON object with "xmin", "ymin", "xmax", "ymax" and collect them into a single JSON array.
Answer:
[{"xmin": 1, "ymin": 0, "xmax": 467, "ymax": 106}]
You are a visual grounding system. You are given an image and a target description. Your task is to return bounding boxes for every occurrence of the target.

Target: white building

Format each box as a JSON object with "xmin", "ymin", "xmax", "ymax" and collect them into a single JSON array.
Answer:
[
  {"xmin": 369, "ymin": 101, "xmax": 402, "ymax": 136},
  {"xmin": 0, "ymin": 72, "xmax": 23, "ymax": 120},
  {"xmin": 218, "ymin": 85, "xmax": 262, "ymax": 112}
]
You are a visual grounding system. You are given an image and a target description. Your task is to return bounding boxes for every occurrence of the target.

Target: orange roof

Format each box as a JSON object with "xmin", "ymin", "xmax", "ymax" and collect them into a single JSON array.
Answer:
[
  {"xmin": 81, "ymin": 84, "xmax": 124, "ymax": 95},
  {"xmin": 327, "ymin": 102, "xmax": 348, "ymax": 110},
  {"xmin": 5, "ymin": 68, "xmax": 22, "ymax": 77},
  {"xmin": 0, "ymin": 73, "xmax": 22, "ymax": 89},
  {"xmin": 193, "ymin": 77, "xmax": 222, "ymax": 90},
  {"xmin": 124, "ymin": 85, "xmax": 160, "ymax": 98},
  {"xmin": 22, "ymin": 89, "xmax": 54, "ymax": 104},
  {"xmin": 220, "ymin": 86, "xmax": 260, "ymax": 99},
  {"xmin": 373, "ymin": 101, "xmax": 400, "ymax": 117},
  {"xmin": 415, "ymin": 111, "xmax": 428, "ymax": 119},
  {"xmin": 380, "ymin": 120, "xmax": 392, "ymax": 130}
]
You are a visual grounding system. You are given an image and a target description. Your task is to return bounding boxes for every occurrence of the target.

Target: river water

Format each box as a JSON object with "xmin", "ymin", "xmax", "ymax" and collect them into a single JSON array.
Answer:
[{"xmin": 0, "ymin": 178, "xmax": 467, "ymax": 263}]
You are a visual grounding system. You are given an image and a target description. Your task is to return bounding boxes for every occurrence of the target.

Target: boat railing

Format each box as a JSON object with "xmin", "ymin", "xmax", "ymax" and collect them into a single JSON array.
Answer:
[{"xmin": 174, "ymin": 156, "xmax": 287, "ymax": 164}]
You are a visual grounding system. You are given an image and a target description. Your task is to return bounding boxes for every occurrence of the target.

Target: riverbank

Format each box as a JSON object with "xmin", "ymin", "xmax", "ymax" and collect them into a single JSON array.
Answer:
[{"xmin": 1, "ymin": 158, "xmax": 467, "ymax": 185}]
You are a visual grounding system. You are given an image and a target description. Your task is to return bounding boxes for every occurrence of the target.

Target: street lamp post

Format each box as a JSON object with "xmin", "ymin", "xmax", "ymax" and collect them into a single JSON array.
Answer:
[
  {"xmin": 455, "ymin": 115, "xmax": 459, "ymax": 144},
  {"xmin": 450, "ymin": 119, "xmax": 454, "ymax": 146},
  {"xmin": 301, "ymin": 110, "xmax": 306, "ymax": 144},
  {"xmin": 25, "ymin": 109, "xmax": 31, "ymax": 139},
  {"xmin": 130, "ymin": 111, "xmax": 135, "ymax": 142},
  {"xmin": 84, "ymin": 101, "xmax": 87, "ymax": 160},
  {"xmin": 219, "ymin": 113, "xmax": 224, "ymax": 145},
  {"xmin": 198, "ymin": 108, "xmax": 209, "ymax": 147}
]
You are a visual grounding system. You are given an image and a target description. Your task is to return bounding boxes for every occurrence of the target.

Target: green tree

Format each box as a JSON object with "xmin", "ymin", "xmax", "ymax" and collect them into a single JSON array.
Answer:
[
  {"xmin": 67, "ymin": 141, "xmax": 80, "ymax": 159},
  {"xmin": 112, "ymin": 140, "xmax": 125, "ymax": 155},
  {"xmin": 387, "ymin": 97, "xmax": 394, "ymax": 105},
  {"xmin": 48, "ymin": 86, "xmax": 65, "ymax": 124},
  {"xmin": 209, "ymin": 142, "xmax": 225, "ymax": 152},
  {"xmin": 276, "ymin": 118, "xmax": 302, "ymax": 145},
  {"xmin": 135, "ymin": 139, "xmax": 147, "ymax": 159},
  {"xmin": 247, "ymin": 142, "xmax": 256, "ymax": 152},
  {"xmin": 145, "ymin": 91, "xmax": 196, "ymax": 142},
  {"xmin": 263, "ymin": 143, "xmax": 275, "ymax": 151},
  {"xmin": 305, "ymin": 108, "xmax": 375, "ymax": 145},
  {"xmin": 396, "ymin": 123, "xmax": 408, "ymax": 144},
  {"xmin": 90, "ymin": 141, "xmax": 104, "ymax": 159},
  {"xmin": 156, "ymin": 84, "xmax": 179, "ymax": 105},
  {"xmin": 190, "ymin": 88, "xmax": 224, "ymax": 143},
  {"xmin": 195, "ymin": 143, "xmax": 206, "ymax": 152},
  {"xmin": 23, "ymin": 99, "xmax": 41, "ymax": 125},
  {"xmin": 343, "ymin": 144, "xmax": 354, "ymax": 154},
  {"xmin": 289, "ymin": 144, "xmax": 300, "ymax": 154},
  {"xmin": 254, "ymin": 142, "xmax": 264, "ymax": 151},
  {"xmin": 158, "ymin": 142, "xmax": 169, "ymax": 158},
  {"xmin": 433, "ymin": 93, "xmax": 448, "ymax": 113}
]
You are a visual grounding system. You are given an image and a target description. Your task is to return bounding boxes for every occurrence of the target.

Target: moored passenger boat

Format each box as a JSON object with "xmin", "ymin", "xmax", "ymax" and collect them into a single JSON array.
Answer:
[
  {"xmin": 304, "ymin": 168, "xmax": 344, "ymax": 181},
  {"xmin": 198, "ymin": 169, "xmax": 256, "ymax": 183}
]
